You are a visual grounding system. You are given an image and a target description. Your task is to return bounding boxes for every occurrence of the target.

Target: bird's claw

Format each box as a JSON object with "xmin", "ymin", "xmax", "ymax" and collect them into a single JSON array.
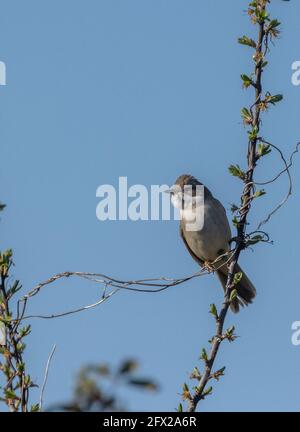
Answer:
[{"xmin": 203, "ymin": 261, "xmax": 215, "ymax": 273}]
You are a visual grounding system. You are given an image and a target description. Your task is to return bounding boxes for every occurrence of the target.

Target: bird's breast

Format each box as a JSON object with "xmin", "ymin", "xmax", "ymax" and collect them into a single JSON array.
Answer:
[{"xmin": 181, "ymin": 201, "xmax": 231, "ymax": 262}]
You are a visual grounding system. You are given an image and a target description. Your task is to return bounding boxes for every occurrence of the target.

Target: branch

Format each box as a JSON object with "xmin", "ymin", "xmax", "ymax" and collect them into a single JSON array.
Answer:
[
  {"xmin": 185, "ymin": 0, "xmax": 291, "ymax": 412},
  {"xmin": 14, "ymin": 250, "xmax": 235, "ymax": 322},
  {"xmin": 39, "ymin": 344, "xmax": 57, "ymax": 411},
  {"xmin": 256, "ymin": 139, "xmax": 299, "ymax": 229}
]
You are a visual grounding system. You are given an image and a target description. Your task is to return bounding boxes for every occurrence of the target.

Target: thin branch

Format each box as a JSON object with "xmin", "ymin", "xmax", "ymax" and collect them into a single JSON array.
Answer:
[
  {"xmin": 20, "ymin": 250, "xmax": 234, "ymax": 299},
  {"xmin": 254, "ymin": 141, "xmax": 299, "ymax": 187},
  {"xmin": 39, "ymin": 344, "xmax": 57, "ymax": 411},
  {"xmin": 18, "ymin": 289, "xmax": 119, "ymax": 321},
  {"xmin": 256, "ymin": 139, "xmax": 299, "ymax": 229},
  {"xmin": 14, "ymin": 251, "xmax": 235, "ymax": 323}
]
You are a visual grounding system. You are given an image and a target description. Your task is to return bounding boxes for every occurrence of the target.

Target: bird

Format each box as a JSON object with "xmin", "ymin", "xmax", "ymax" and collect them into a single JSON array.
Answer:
[{"xmin": 168, "ymin": 174, "xmax": 256, "ymax": 313}]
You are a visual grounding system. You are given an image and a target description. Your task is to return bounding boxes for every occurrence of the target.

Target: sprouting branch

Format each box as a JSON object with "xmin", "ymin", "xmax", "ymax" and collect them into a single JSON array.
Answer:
[
  {"xmin": 184, "ymin": 0, "xmax": 294, "ymax": 412},
  {"xmin": 0, "ymin": 250, "xmax": 31, "ymax": 412}
]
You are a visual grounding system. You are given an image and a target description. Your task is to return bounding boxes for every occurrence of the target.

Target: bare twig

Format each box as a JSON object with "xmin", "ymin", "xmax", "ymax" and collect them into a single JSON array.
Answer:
[
  {"xmin": 39, "ymin": 344, "xmax": 57, "ymax": 411},
  {"xmin": 14, "ymin": 250, "xmax": 235, "ymax": 323},
  {"xmin": 21, "ymin": 289, "xmax": 119, "ymax": 321},
  {"xmin": 256, "ymin": 139, "xmax": 299, "ymax": 229},
  {"xmin": 254, "ymin": 141, "xmax": 299, "ymax": 187}
]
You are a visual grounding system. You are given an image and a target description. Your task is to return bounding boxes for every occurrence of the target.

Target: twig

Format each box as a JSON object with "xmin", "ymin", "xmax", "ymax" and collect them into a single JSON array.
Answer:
[
  {"xmin": 14, "ymin": 251, "xmax": 235, "ymax": 323},
  {"xmin": 21, "ymin": 289, "xmax": 119, "ymax": 321},
  {"xmin": 39, "ymin": 344, "xmax": 57, "ymax": 411},
  {"xmin": 256, "ymin": 139, "xmax": 299, "ymax": 229},
  {"xmin": 254, "ymin": 141, "xmax": 299, "ymax": 187}
]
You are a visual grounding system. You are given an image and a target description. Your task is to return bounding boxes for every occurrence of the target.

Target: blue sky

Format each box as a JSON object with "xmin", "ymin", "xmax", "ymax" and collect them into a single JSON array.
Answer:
[{"xmin": 1, "ymin": 0, "xmax": 300, "ymax": 411}]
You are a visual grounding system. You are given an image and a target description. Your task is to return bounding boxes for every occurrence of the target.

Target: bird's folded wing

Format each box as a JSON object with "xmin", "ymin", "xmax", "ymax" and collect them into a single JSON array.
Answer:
[{"xmin": 179, "ymin": 224, "xmax": 204, "ymax": 267}]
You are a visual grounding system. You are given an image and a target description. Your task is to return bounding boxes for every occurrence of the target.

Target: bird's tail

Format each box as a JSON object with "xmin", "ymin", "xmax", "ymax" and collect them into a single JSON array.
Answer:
[{"xmin": 216, "ymin": 263, "xmax": 256, "ymax": 313}]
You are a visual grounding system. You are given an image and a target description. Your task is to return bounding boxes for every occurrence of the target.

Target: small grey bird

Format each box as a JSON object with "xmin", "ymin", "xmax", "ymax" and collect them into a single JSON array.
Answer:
[{"xmin": 169, "ymin": 174, "xmax": 256, "ymax": 313}]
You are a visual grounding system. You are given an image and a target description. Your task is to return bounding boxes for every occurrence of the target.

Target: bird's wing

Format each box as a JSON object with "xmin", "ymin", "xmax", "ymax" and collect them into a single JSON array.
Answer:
[
  {"xmin": 179, "ymin": 223, "xmax": 204, "ymax": 267},
  {"xmin": 211, "ymin": 198, "xmax": 232, "ymax": 244}
]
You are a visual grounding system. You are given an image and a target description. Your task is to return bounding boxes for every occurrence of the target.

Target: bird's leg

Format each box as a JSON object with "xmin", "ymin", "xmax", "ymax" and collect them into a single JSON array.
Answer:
[{"xmin": 203, "ymin": 260, "xmax": 215, "ymax": 273}]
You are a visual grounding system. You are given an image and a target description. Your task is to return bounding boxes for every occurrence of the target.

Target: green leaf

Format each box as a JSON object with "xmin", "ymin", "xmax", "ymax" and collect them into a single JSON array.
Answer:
[
  {"xmin": 230, "ymin": 203, "xmax": 239, "ymax": 213},
  {"xmin": 118, "ymin": 359, "xmax": 138, "ymax": 375},
  {"xmin": 209, "ymin": 303, "xmax": 218, "ymax": 319},
  {"xmin": 16, "ymin": 342, "xmax": 26, "ymax": 354},
  {"xmin": 241, "ymin": 74, "xmax": 253, "ymax": 88},
  {"xmin": 24, "ymin": 375, "xmax": 32, "ymax": 386},
  {"xmin": 200, "ymin": 348, "xmax": 208, "ymax": 362},
  {"xmin": 183, "ymin": 382, "xmax": 189, "ymax": 392},
  {"xmin": 217, "ymin": 366, "xmax": 226, "ymax": 375},
  {"xmin": 233, "ymin": 272, "xmax": 243, "ymax": 286},
  {"xmin": 30, "ymin": 404, "xmax": 40, "ymax": 412},
  {"xmin": 248, "ymin": 125, "xmax": 259, "ymax": 141},
  {"xmin": 269, "ymin": 94, "xmax": 283, "ymax": 105},
  {"xmin": 269, "ymin": 19, "xmax": 281, "ymax": 29},
  {"xmin": 241, "ymin": 107, "xmax": 253, "ymax": 125},
  {"xmin": 16, "ymin": 362, "xmax": 25, "ymax": 373},
  {"xmin": 4, "ymin": 389, "xmax": 19, "ymax": 400},
  {"xmin": 257, "ymin": 143, "xmax": 271, "ymax": 158},
  {"xmin": 226, "ymin": 325, "xmax": 235, "ymax": 336},
  {"xmin": 268, "ymin": 19, "xmax": 281, "ymax": 38},
  {"xmin": 229, "ymin": 289, "xmax": 238, "ymax": 302},
  {"xmin": 232, "ymin": 216, "xmax": 239, "ymax": 228},
  {"xmin": 225, "ymin": 325, "xmax": 237, "ymax": 342},
  {"xmin": 212, "ymin": 366, "xmax": 226, "ymax": 381},
  {"xmin": 203, "ymin": 386, "xmax": 213, "ymax": 397},
  {"xmin": 19, "ymin": 325, "xmax": 32, "ymax": 338},
  {"xmin": 253, "ymin": 189, "xmax": 266, "ymax": 198},
  {"xmin": 238, "ymin": 36, "xmax": 257, "ymax": 48},
  {"xmin": 0, "ymin": 313, "xmax": 12, "ymax": 325},
  {"xmin": 190, "ymin": 367, "xmax": 202, "ymax": 380},
  {"xmin": 256, "ymin": 9, "xmax": 269, "ymax": 22},
  {"xmin": 228, "ymin": 164, "xmax": 245, "ymax": 180},
  {"xmin": 246, "ymin": 234, "xmax": 264, "ymax": 245},
  {"xmin": 0, "ymin": 249, "xmax": 13, "ymax": 276},
  {"xmin": 177, "ymin": 403, "xmax": 183, "ymax": 412},
  {"xmin": 7, "ymin": 280, "xmax": 22, "ymax": 299},
  {"xmin": 182, "ymin": 382, "xmax": 191, "ymax": 401},
  {"xmin": 128, "ymin": 378, "xmax": 158, "ymax": 391}
]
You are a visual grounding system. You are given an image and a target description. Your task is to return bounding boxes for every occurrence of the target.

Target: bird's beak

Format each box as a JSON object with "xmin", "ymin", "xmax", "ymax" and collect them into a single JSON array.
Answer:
[{"xmin": 163, "ymin": 189, "xmax": 172, "ymax": 194}]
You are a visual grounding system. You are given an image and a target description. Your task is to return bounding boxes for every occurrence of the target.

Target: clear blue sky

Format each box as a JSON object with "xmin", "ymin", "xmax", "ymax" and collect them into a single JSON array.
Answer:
[{"xmin": 1, "ymin": 0, "xmax": 300, "ymax": 411}]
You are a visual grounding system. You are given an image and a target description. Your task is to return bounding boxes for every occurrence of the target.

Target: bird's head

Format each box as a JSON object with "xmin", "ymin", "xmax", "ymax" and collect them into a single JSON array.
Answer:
[{"xmin": 166, "ymin": 174, "xmax": 204, "ymax": 209}]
